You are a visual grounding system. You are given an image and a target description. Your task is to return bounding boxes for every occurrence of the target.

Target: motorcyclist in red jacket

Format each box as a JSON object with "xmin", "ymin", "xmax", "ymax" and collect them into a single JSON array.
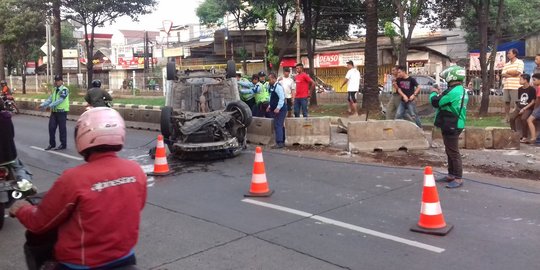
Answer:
[{"xmin": 10, "ymin": 107, "xmax": 147, "ymax": 270}]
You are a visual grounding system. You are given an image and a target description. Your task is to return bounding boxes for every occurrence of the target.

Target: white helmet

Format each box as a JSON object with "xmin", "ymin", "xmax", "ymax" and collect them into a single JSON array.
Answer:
[{"xmin": 75, "ymin": 107, "xmax": 125, "ymax": 155}]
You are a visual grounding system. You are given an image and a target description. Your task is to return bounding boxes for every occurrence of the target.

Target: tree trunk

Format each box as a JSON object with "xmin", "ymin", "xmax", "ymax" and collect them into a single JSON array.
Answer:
[
  {"xmin": 53, "ymin": 0, "xmax": 62, "ymax": 76},
  {"xmin": 0, "ymin": 43, "xmax": 5, "ymax": 80},
  {"xmin": 362, "ymin": 0, "xmax": 380, "ymax": 116},
  {"xmin": 21, "ymin": 66, "xmax": 27, "ymax": 94},
  {"xmin": 478, "ymin": 1, "xmax": 491, "ymax": 116},
  {"xmin": 84, "ymin": 24, "xmax": 95, "ymax": 89},
  {"xmin": 240, "ymin": 30, "xmax": 247, "ymax": 73},
  {"xmin": 303, "ymin": 0, "xmax": 318, "ymax": 106}
]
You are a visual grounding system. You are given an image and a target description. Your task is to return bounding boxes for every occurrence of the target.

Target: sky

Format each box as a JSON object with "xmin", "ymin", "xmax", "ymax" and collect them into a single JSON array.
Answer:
[{"xmin": 98, "ymin": 0, "xmax": 201, "ymax": 33}]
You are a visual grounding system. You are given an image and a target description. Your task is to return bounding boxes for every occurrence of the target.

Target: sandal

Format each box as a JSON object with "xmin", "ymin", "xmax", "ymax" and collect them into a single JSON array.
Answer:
[{"xmin": 520, "ymin": 138, "xmax": 529, "ymax": 143}]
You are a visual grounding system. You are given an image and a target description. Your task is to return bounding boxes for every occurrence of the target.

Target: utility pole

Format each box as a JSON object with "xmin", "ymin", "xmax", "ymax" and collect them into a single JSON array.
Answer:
[
  {"xmin": 296, "ymin": 0, "xmax": 301, "ymax": 64},
  {"xmin": 46, "ymin": 17, "xmax": 52, "ymax": 83}
]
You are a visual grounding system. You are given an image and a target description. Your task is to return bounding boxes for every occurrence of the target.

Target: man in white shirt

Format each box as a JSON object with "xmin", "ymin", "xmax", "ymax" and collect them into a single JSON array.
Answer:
[
  {"xmin": 278, "ymin": 67, "xmax": 295, "ymax": 117},
  {"xmin": 340, "ymin": 60, "xmax": 361, "ymax": 116},
  {"xmin": 502, "ymin": 48, "xmax": 525, "ymax": 122}
]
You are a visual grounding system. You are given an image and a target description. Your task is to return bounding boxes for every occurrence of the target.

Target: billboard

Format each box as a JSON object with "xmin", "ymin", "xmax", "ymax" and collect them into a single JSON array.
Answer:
[{"xmin": 469, "ymin": 51, "xmax": 506, "ymax": 71}]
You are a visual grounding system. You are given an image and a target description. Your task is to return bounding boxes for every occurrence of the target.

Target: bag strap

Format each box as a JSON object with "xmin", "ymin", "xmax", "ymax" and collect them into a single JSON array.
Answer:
[{"xmin": 458, "ymin": 87, "xmax": 466, "ymax": 117}]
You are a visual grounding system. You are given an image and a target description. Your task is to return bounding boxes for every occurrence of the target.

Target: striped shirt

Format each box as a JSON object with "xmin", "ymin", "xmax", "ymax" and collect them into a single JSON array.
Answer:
[{"xmin": 502, "ymin": 59, "xmax": 524, "ymax": 90}]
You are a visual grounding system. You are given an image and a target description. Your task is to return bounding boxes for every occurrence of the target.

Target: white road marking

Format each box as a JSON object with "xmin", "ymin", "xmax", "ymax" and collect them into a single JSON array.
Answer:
[
  {"xmin": 30, "ymin": 146, "xmax": 83, "ymax": 161},
  {"xmin": 242, "ymin": 198, "xmax": 445, "ymax": 254}
]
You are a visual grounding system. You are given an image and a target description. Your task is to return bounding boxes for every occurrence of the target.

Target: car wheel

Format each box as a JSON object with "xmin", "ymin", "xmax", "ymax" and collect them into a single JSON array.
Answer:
[
  {"xmin": 226, "ymin": 60, "xmax": 236, "ymax": 78},
  {"xmin": 166, "ymin": 62, "xmax": 176, "ymax": 81},
  {"xmin": 226, "ymin": 101, "xmax": 252, "ymax": 126},
  {"xmin": 161, "ymin": 106, "xmax": 173, "ymax": 139}
]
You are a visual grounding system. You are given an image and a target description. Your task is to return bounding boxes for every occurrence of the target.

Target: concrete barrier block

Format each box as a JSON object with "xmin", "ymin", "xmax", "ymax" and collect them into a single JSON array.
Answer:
[
  {"xmin": 247, "ymin": 117, "xmax": 274, "ymax": 145},
  {"xmin": 285, "ymin": 117, "xmax": 331, "ymax": 146},
  {"xmin": 484, "ymin": 128, "xmax": 494, "ymax": 148},
  {"xmin": 491, "ymin": 128, "xmax": 520, "ymax": 149},
  {"xmin": 136, "ymin": 109, "xmax": 161, "ymax": 123},
  {"xmin": 348, "ymin": 120, "xmax": 430, "ymax": 152},
  {"xmin": 432, "ymin": 128, "xmax": 442, "ymax": 140},
  {"xmin": 458, "ymin": 131, "xmax": 465, "ymax": 148},
  {"xmin": 465, "ymin": 128, "xmax": 485, "ymax": 149}
]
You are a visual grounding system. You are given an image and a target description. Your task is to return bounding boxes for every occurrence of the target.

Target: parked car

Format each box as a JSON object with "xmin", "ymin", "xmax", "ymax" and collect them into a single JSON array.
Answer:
[
  {"xmin": 410, "ymin": 75, "xmax": 447, "ymax": 94},
  {"xmin": 160, "ymin": 61, "xmax": 252, "ymax": 160}
]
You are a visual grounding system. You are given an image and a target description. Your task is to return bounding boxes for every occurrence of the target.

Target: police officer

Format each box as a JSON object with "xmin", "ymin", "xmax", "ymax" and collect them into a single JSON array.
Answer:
[
  {"xmin": 84, "ymin": 80, "xmax": 113, "ymax": 107},
  {"xmin": 254, "ymin": 71, "xmax": 270, "ymax": 117},
  {"xmin": 40, "ymin": 75, "xmax": 70, "ymax": 150}
]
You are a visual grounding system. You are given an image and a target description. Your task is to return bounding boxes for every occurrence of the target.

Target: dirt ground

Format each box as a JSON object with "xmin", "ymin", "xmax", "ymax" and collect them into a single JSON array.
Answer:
[{"xmin": 279, "ymin": 132, "xmax": 540, "ymax": 181}]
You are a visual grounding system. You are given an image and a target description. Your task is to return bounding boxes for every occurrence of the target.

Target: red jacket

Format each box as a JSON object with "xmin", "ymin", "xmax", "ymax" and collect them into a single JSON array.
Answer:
[{"xmin": 16, "ymin": 152, "xmax": 147, "ymax": 268}]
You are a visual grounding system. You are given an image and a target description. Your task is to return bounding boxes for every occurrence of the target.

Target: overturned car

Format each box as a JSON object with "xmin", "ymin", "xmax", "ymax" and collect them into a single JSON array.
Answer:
[{"xmin": 161, "ymin": 61, "xmax": 252, "ymax": 159}]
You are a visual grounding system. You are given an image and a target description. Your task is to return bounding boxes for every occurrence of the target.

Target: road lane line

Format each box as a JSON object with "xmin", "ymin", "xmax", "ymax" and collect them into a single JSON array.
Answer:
[
  {"xmin": 30, "ymin": 146, "xmax": 84, "ymax": 161},
  {"xmin": 242, "ymin": 198, "xmax": 445, "ymax": 253}
]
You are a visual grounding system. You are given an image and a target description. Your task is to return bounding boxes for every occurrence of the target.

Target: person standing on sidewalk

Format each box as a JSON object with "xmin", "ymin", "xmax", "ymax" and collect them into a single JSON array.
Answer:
[
  {"xmin": 39, "ymin": 75, "xmax": 70, "ymax": 151},
  {"xmin": 278, "ymin": 67, "xmax": 295, "ymax": 117},
  {"xmin": 509, "ymin": 74, "xmax": 536, "ymax": 142},
  {"xmin": 294, "ymin": 63, "xmax": 315, "ymax": 118},
  {"xmin": 340, "ymin": 60, "xmax": 361, "ymax": 116},
  {"xmin": 266, "ymin": 73, "xmax": 287, "ymax": 149},
  {"xmin": 501, "ymin": 48, "xmax": 524, "ymax": 122},
  {"xmin": 430, "ymin": 66, "xmax": 468, "ymax": 188},
  {"xmin": 394, "ymin": 66, "xmax": 422, "ymax": 127},
  {"xmin": 385, "ymin": 66, "xmax": 400, "ymax": 119}
]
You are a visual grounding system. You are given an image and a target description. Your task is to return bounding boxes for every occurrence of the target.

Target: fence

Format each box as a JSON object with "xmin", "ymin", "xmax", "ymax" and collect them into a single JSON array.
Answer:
[
  {"xmin": 7, "ymin": 73, "xmax": 87, "ymax": 93},
  {"xmin": 315, "ymin": 65, "xmax": 395, "ymax": 93}
]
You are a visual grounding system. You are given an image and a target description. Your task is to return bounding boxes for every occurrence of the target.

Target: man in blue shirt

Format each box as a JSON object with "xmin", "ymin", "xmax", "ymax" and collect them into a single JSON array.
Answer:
[
  {"xmin": 266, "ymin": 73, "xmax": 287, "ymax": 149},
  {"xmin": 39, "ymin": 75, "xmax": 70, "ymax": 150}
]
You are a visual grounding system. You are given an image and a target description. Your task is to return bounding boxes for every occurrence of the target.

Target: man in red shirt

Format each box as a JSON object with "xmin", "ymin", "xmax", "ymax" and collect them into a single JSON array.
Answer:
[
  {"xmin": 10, "ymin": 107, "xmax": 147, "ymax": 270},
  {"xmin": 294, "ymin": 63, "xmax": 315, "ymax": 118}
]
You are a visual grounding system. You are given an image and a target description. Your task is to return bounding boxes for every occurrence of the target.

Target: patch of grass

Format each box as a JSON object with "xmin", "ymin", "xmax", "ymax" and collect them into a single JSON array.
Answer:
[
  {"xmin": 309, "ymin": 104, "xmax": 349, "ymax": 117},
  {"xmin": 421, "ymin": 115, "xmax": 506, "ymax": 128}
]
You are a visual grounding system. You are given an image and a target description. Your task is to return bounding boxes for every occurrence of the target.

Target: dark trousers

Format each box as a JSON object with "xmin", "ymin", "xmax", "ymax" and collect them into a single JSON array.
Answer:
[
  {"xmin": 49, "ymin": 112, "xmax": 67, "ymax": 147},
  {"xmin": 24, "ymin": 229, "xmax": 136, "ymax": 270},
  {"xmin": 273, "ymin": 106, "xmax": 287, "ymax": 144},
  {"xmin": 293, "ymin": 98, "xmax": 308, "ymax": 118},
  {"xmin": 442, "ymin": 130, "xmax": 463, "ymax": 178}
]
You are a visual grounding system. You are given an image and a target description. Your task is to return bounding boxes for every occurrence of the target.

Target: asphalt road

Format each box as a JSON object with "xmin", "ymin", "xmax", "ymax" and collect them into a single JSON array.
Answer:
[{"xmin": 1, "ymin": 114, "xmax": 539, "ymax": 270}]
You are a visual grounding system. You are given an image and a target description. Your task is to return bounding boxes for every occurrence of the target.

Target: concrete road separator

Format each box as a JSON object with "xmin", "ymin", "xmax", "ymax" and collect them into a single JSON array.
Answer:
[
  {"xmin": 348, "ymin": 120, "xmax": 430, "ymax": 152},
  {"xmin": 247, "ymin": 117, "xmax": 275, "ymax": 145},
  {"xmin": 285, "ymin": 117, "xmax": 331, "ymax": 146},
  {"xmin": 242, "ymin": 198, "xmax": 445, "ymax": 253}
]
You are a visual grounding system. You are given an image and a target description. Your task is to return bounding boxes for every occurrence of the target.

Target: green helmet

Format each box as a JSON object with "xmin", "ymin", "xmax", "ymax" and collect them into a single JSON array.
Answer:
[{"xmin": 440, "ymin": 65, "xmax": 466, "ymax": 82}]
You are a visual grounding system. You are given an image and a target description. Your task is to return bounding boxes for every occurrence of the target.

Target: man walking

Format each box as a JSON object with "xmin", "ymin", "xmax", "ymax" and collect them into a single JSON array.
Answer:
[
  {"xmin": 294, "ymin": 63, "xmax": 315, "ymax": 118},
  {"xmin": 39, "ymin": 75, "xmax": 70, "ymax": 150},
  {"xmin": 267, "ymin": 73, "xmax": 287, "ymax": 149},
  {"xmin": 394, "ymin": 66, "xmax": 422, "ymax": 127},
  {"xmin": 385, "ymin": 66, "xmax": 400, "ymax": 119},
  {"xmin": 340, "ymin": 60, "xmax": 361, "ymax": 116},
  {"xmin": 278, "ymin": 67, "xmax": 295, "ymax": 117},
  {"xmin": 501, "ymin": 48, "xmax": 524, "ymax": 122}
]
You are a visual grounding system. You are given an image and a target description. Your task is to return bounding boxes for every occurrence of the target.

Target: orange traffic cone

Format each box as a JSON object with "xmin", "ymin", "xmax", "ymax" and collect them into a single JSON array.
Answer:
[
  {"xmin": 148, "ymin": 135, "xmax": 173, "ymax": 176},
  {"xmin": 410, "ymin": 166, "xmax": 453, "ymax": 236},
  {"xmin": 244, "ymin": 147, "xmax": 274, "ymax": 197}
]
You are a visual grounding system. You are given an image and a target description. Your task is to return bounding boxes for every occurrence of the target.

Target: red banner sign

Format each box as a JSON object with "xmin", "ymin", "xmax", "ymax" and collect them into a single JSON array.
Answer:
[{"xmin": 318, "ymin": 53, "xmax": 340, "ymax": 67}]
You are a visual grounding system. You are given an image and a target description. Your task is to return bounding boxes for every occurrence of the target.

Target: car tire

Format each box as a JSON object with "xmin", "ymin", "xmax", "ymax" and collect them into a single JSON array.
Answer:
[
  {"xmin": 226, "ymin": 60, "xmax": 236, "ymax": 78},
  {"xmin": 161, "ymin": 106, "xmax": 173, "ymax": 139},
  {"xmin": 226, "ymin": 101, "xmax": 252, "ymax": 126},
  {"xmin": 166, "ymin": 62, "xmax": 176, "ymax": 81}
]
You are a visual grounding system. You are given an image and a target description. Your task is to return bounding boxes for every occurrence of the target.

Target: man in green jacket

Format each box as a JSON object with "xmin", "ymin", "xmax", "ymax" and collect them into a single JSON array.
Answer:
[
  {"xmin": 430, "ymin": 66, "xmax": 468, "ymax": 188},
  {"xmin": 39, "ymin": 75, "xmax": 70, "ymax": 150}
]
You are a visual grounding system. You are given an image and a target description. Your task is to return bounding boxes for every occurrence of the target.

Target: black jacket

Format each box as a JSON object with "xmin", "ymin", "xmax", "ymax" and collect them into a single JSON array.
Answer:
[
  {"xmin": 84, "ymin": 87, "xmax": 113, "ymax": 107},
  {"xmin": 0, "ymin": 111, "xmax": 17, "ymax": 164}
]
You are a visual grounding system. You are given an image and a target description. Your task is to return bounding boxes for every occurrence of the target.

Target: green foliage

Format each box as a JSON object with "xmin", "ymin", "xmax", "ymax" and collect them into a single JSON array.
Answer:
[
  {"xmin": 58, "ymin": 22, "xmax": 78, "ymax": 49},
  {"xmin": 462, "ymin": 0, "xmax": 540, "ymax": 51},
  {"xmin": 313, "ymin": 0, "xmax": 365, "ymax": 41},
  {"xmin": 196, "ymin": 0, "xmax": 227, "ymax": 26}
]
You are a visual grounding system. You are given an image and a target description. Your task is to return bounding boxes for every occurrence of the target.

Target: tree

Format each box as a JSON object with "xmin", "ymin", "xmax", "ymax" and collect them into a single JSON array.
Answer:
[
  {"xmin": 1, "ymin": 0, "xmax": 46, "ymax": 93},
  {"xmin": 58, "ymin": 21, "xmax": 79, "ymax": 49},
  {"xmin": 362, "ymin": 0, "xmax": 380, "ymax": 117},
  {"xmin": 301, "ymin": 0, "xmax": 364, "ymax": 106},
  {"xmin": 380, "ymin": 0, "xmax": 463, "ymax": 66},
  {"xmin": 197, "ymin": 0, "xmax": 261, "ymax": 73},
  {"xmin": 252, "ymin": 0, "xmax": 297, "ymax": 72},
  {"xmin": 63, "ymin": 0, "xmax": 157, "ymax": 88}
]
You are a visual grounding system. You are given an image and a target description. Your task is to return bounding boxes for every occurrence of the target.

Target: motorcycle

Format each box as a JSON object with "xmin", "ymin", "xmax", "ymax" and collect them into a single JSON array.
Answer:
[
  {"xmin": 2, "ymin": 94, "xmax": 20, "ymax": 114},
  {"xmin": 0, "ymin": 164, "xmax": 35, "ymax": 230}
]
